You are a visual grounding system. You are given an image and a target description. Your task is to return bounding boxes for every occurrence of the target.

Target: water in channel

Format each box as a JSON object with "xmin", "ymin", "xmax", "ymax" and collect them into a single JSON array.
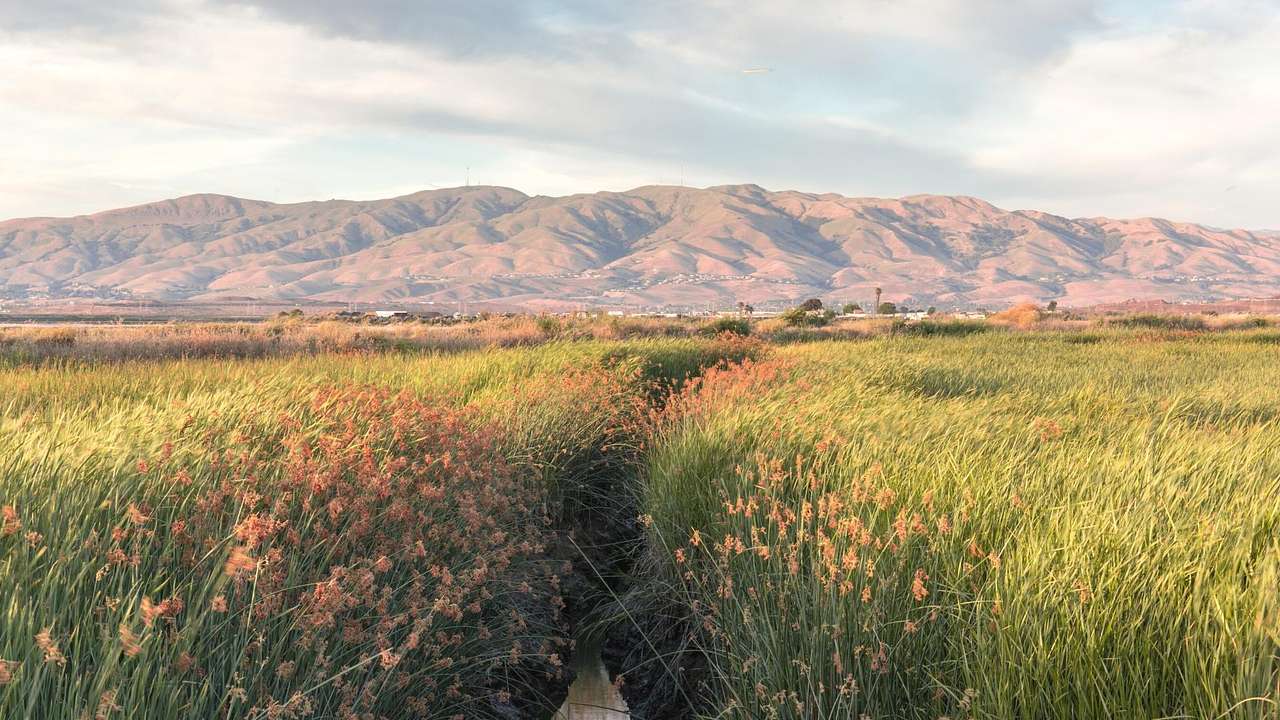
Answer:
[{"xmin": 553, "ymin": 640, "xmax": 629, "ymax": 719}]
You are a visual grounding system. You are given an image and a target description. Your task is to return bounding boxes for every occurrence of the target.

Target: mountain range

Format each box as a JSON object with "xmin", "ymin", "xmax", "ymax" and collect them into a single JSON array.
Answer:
[{"xmin": 3, "ymin": 184, "xmax": 1279, "ymax": 311}]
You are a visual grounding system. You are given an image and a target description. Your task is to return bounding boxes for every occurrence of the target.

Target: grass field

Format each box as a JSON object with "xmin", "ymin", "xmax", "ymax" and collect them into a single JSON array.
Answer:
[
  {"xmin": 640, "ymin": 330, "xmax": 1280, "ymax": 718},
  {"xmin": 2, "ymin": 323, "xmax": 1279, "ymax": 718},
  {"xmin": 0, "ymin": 338, "xmax": 753, "ymax": 719}
]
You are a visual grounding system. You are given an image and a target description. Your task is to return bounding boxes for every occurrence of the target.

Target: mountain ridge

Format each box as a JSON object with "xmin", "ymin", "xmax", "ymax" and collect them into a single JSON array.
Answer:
[{"xmin": 3, "ymin": 185, "xmax": 1278, "ymax": 310}]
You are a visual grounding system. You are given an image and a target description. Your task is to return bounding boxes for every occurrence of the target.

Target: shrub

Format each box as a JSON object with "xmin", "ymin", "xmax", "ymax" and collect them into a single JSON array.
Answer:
[
  {"xmin": 892, "ymin": 319, "xmax": 990, "ymax": 337},
  {"xmin": 781, "ymin": 307, "xmax": 828, "ymax": 328},
  {"xmin": 699, "ymin": 317, "xmax": 751, "ymax": 337},
  {"xmin": 536, "ymin": 314, "xmax": 562, "ymax": 335},
  {"xmin": 1105, "ymin": 314, "xmax": 1206, "ymax": 331}
]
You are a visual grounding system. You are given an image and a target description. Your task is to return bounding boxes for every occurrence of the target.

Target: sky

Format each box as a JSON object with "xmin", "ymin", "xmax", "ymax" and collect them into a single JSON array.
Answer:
[{"xmin": 1, "ymin": 0, "xmax": 1278, "ymax": 228}]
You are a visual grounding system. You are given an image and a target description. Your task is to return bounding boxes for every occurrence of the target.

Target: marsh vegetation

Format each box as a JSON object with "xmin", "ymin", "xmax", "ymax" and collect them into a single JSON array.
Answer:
[{"xmin": 1, "ymin": 319, "xmax": 1278, "ymax": 718}]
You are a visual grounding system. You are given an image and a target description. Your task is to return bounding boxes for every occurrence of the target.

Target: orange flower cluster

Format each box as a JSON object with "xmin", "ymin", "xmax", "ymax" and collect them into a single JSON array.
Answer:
[
  {"xmin": 1, "ymin": 505, "xmax": 20, "ymax": 536},
  {"xmin": 35, "ymin": 627, "xmax": 65, "ymax": 667},
  {"xmin": 155, "ymin": 387, "xmax": 573, "ymax": 717},
  {"xmin": 669, "ymin": 454, "xmax": 991, "ymax": 718}
]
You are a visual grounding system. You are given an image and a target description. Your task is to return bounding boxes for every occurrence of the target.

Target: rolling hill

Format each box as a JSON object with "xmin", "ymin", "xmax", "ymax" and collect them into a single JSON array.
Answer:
[{"xmin": 3, "ymin": 184, "xmax": 1279, "ymax": 311}]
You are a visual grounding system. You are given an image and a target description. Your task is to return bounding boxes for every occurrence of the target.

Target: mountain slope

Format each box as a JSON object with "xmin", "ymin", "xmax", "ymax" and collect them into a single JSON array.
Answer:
[{"xmin": 3, "ymin": 185, "xmax": 1278, "ymax": 310}]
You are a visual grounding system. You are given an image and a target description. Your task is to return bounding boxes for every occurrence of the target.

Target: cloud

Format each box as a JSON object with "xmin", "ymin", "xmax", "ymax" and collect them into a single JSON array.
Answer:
[
  {"xmin": 0, "ymin": 0, "xmax": 1276, "ymax": 228},
  {"xmin": 212, "ymin": 0, "xmax": 626, "ymax": 60},
  {"xmin": 0, "ymin": 0, "xmax": 166, "ymax": 34},
  {"xmin": 962, "ymin": 0, "xmax": 1280, "ymax": 222}
]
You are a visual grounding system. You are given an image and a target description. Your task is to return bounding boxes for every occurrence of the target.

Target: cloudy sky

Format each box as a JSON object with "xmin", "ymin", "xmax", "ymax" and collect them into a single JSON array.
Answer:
[{"xmin": 1, "ymin": 0, "xmax": 1277, "ymax": 227}]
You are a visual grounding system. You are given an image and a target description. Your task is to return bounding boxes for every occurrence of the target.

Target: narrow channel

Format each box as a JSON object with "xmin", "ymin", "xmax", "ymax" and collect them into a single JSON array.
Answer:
[{"xmin": 554, "ymin": 639, "xmax": 630, "ymax": 719}]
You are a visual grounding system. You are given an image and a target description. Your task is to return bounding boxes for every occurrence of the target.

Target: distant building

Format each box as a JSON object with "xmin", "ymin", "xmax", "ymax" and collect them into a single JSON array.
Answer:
[{"xmin": 374, "ymin": 310, "xmax": 409, "ymax": 319}]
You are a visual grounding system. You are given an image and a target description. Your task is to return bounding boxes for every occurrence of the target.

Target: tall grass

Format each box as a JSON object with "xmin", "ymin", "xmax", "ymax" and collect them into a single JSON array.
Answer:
[
  {"xmin": 639, "ymin": 332, "xmax": 1280, "ymax": 718},
  {"xmin": 6, "ymin": 326, "xmax": 1280, "ymax": 718},
  {"xmin": 0, "ymin": 338, "xmax": 755, "ymax": 719}
]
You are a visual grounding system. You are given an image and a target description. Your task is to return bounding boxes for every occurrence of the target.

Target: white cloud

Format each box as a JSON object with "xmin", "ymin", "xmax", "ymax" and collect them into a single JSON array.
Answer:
[
  {"xmin": 0, "ymin": 0, "xmax": 1276, "ymax": 227},
  {"xmin": 962, "ymin": 1, "xmax": 1280, "ymax": 223}
]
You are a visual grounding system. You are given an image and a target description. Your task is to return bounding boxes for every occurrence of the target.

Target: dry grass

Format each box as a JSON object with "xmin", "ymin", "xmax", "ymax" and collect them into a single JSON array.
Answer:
[
  {"xmin": 0, "ymin": 316, "xmax": 710, "ymax": 365},
  {"xmin": 1, "ymin": 312, "xmax": 1275, "ymax": 367},
  {"xmin": 988, "ymin": 302, "xmax": 1044, "ymax": 329}
]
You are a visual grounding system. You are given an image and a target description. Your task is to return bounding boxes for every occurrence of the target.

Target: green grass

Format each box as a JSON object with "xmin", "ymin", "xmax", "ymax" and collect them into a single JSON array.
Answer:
[
  {"xmin": 0, "ymin": 338, "xmax": 754, "ymax": 719},
  {"xmin": 4, "ymin": 328, "xmax": 1280, "ymax": 719},
  {"xmin": 641, "ymin": 331, "xmax": 1280, "ymax": 719}
]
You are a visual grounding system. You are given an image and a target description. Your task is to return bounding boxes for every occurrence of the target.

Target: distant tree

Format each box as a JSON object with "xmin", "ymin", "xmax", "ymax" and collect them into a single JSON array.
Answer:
[
  {"xmin": 781, "ymin": 307, "xmax": 829, "ymax": 328},
  {"xmin": 877, "ymin": 302, "xmax": 898, "ymax": 315},
  {"xmin": 842, "ymin": 303, "xmax": 862, "ymax": 314},
  {"xmin": 799, "ymin": 298, "xmax": 824, "ymax": 312},
  {"xmin": 822, "ymin": 309, "xmax": 837, "ymax": 320},
  {"xmin": 736, "ymin": 301, "xmax": 746, "ymax": 315},
  {"xmin": 927, "ymin": 306, "xmax": 938, "ymax": 315},
  {"xmin": 874, "ymin": 287, "xmax": 883, "ymax": 314},
  {"xmin": 1047, "ymin": 300, "xmax": 1058, "ymax": 313},
  {"xmin": 743, "ymin": 304, "xmax": 754, "ymax": 316}
]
